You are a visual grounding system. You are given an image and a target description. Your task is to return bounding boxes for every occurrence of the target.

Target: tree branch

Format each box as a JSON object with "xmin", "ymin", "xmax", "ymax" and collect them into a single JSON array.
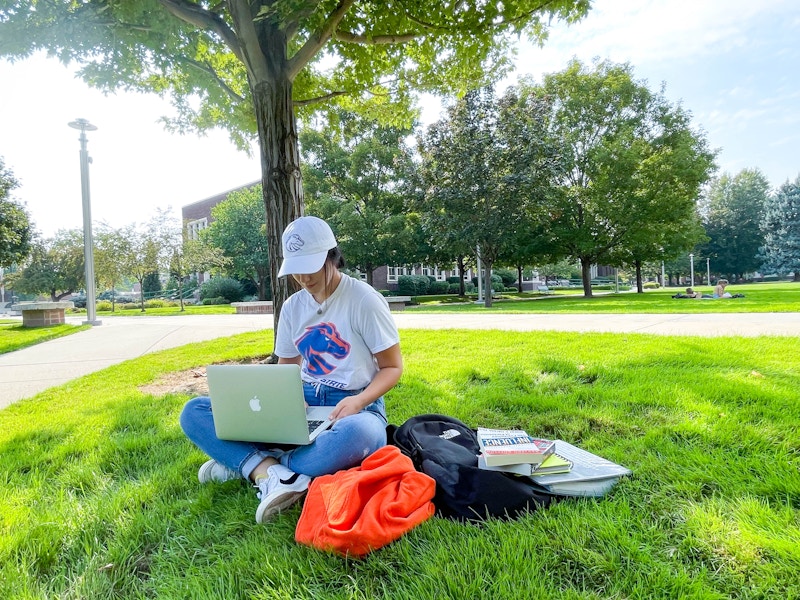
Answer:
[
  {"xmin": 293, "ymin": 90, "xmax": 349, "ymax": 107},
  {"xmin": 176, "ymin": 56, "xmax": 246, "ymax": 103},
  {"xmin": 288, "ymin": 0, "xmax": 356, "ymax": 80},
  {"xmin": 332, "ymin": 30, "xmax": 421, "ymax": 45},
  {"xmin": 158, "ymin": 0, "xmax": 244, "ymax": 63}
]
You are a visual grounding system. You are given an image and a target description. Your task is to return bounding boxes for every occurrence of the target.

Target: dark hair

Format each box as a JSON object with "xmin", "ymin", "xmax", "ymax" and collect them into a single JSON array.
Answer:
[{"xmin": 327, "ymin": 246, "xmax": 345, "ymax": 269}]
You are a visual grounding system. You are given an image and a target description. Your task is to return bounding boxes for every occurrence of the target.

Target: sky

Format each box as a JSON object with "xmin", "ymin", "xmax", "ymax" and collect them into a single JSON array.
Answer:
[{"xmin": 1, "ymin": 0, "xmax": 798, "ymax": 239}]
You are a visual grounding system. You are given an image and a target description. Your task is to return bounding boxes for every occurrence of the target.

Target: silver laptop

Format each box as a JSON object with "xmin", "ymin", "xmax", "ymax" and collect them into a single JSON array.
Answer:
[{"xmin": 206, "ymin": 364, "xmax": 334, "ymax": 445}]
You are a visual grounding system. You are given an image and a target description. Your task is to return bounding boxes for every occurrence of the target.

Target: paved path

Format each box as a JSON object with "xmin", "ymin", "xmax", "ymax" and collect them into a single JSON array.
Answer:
[{"xmin": 2, "ymin": 311, "xmax": 798, "ymax": 409}]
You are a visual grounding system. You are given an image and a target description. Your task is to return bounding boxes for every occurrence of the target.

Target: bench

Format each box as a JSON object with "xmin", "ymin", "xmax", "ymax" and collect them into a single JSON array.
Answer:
[
  {"xmin": 536, "ymin": 285, "xmax": 554, "ymax": 294},
  {"xmin": 17, "ymin": 301, "xmax": 74, "ymax": 327},
  {"xmin": 386, "ymin": 296, "xmax": 412, "ymax": 311},
  {"xmin": 231, "ymin": 301, "xmax": 274, "ymax": 314}
]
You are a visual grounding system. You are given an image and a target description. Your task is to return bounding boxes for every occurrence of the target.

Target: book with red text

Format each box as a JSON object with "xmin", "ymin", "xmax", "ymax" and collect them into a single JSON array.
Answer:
[{"xmin": 477, "ymin": 428, "xmax": 556, "ymax": 467}]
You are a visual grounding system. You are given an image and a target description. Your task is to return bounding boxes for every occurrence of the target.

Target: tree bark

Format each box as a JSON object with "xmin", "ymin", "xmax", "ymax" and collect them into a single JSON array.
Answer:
[
  {"xmin": 581, "ymin": 258, "xmax": 593, "ymax": 297},
  {"xmin": 249, "ymin": 42, "xmax": 303, "ymax": 341},
  {"xmin": 635, "ymin": 260, "xmax": 643, "ymax": 293},
  {"xmin": 483, "ymin": 260, "xmax": 493, "ymax": 308}
]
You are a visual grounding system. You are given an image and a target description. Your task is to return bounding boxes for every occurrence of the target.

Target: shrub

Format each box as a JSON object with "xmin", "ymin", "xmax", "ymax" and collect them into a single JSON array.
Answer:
[
  {"xmin": 429, "ymin": 281, "xmax": 449, "ymax": 294},
  {"xmin": 494, "ymin": 268, "xmax": 516, "ymax": 288},
  {"xmin": 200, "ymin": 277, "xmax": 245, "ymax": 303},
  {"xmin": 643, "ymin": 281, "xmax": 660, "ymax": 289},
  {"xmin": 397, "ymin": 274, "xmax": 430, "ymax": 296},
  {"xmin": 202, "ymin": 296, "xmax": 231, "ymax": 305}
]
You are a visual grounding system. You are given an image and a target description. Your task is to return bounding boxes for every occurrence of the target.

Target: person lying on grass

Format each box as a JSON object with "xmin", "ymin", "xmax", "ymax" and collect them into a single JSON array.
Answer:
[{"xmin": 180, "ymin": 216, "xmax": 403, "ymax": 523}]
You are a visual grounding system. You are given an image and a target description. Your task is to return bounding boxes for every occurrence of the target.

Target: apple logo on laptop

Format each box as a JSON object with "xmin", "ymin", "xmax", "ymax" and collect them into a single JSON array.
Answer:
[{"xmin": 249, "ymin": 396, "xmax": 262, "ymax": 412}]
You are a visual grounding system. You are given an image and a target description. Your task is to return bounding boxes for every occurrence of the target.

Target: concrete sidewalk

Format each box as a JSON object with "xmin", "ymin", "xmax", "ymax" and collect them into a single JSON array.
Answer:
[{"xmin": 2, "ymin": 311, "xmax": 798, "ymax": 410}]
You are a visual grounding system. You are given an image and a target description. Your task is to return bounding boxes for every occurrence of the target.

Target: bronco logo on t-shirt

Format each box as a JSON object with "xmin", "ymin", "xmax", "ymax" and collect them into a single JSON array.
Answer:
[{"xmin": 296, "ymin": 322, "xmax": 351, "ymax": 376}]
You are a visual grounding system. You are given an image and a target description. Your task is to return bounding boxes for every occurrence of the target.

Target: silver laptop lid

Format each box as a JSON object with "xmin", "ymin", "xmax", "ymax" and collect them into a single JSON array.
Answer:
[{"xmin": 206, "ymin": 364, "xmax": 332, "ymax": 445}]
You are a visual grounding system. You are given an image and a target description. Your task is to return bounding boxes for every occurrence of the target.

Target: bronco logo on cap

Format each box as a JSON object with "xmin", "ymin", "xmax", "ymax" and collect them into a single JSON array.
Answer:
[{"xmin": 285, "ymin": 233, "xmax": 305, "ymax": 253}]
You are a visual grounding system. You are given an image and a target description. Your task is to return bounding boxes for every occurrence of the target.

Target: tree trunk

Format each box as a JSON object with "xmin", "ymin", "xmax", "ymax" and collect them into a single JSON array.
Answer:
[
  {"xmin": 251, "ymin": 73, "xmax": 303, "ymax": 342},
  {"xmin": 635, "ymin": 260, "xmax": 644, "ymax": 293},
  {"xmin": 365, "ymin": 264, "xmax": 374, "ymax": 287},
  {"xmin": 483, "ymin": 260, "xmax": 493, "ymax": 307},
  {"xmin": 517, "ymin": 264, "xmax": 523, "ymax": 293},
  {"xmin": 581, "ymin": 258, "xmax": 593, "ymax": 297}
]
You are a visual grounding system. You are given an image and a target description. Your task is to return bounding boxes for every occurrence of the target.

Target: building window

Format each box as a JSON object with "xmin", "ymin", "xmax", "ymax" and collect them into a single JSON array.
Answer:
[
  {"xmin": 186, "ymin": 218, "xmax": 208, "ymax": 240},
  {"xmin": 387, "ymin": 266, "xmax": 409, "ymax": 282}
]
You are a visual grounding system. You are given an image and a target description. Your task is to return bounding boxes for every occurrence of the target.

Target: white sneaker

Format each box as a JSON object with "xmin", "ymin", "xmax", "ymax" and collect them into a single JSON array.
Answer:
[
  {"xmin": 254, "ymin": 464, "xmax": 311, "ymax": 523},
  {"xmin": 197, "ymin": 459, "xmax": 241, "ymax": 484}
]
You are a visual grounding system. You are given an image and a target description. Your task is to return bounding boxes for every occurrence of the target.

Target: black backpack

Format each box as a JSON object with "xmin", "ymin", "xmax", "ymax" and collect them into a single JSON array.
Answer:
[{"xmin": 387, "ymin": 414, "xmax": 555, "ymax": 521}]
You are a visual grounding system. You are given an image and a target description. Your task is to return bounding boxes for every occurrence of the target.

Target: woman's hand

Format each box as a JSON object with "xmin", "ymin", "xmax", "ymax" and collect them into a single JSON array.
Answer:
[
  {"xmin": 328, "ymin": 344, "xmax": 403, "ymax": 421},
  {"xmin": 329, "ymin": 395, "xmax": 366, "ymax": 421}
]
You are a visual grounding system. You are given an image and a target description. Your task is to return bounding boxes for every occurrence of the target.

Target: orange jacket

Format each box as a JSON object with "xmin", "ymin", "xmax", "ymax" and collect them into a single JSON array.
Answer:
[{"xmin": 295, "ymin": 445, "xmax": 436, "ymax": 557}]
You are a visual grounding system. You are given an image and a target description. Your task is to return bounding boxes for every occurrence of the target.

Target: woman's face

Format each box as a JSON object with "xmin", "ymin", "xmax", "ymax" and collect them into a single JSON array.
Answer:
[{"xmin": 292, "ymin": 262, "xmax": 334, "ymax": 299}]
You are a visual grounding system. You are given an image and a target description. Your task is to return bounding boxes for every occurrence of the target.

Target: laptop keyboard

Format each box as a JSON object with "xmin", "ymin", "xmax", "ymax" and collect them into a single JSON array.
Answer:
[{"xmin": 307, "ymin": 419, "xmax": 325, "ymax": 433}]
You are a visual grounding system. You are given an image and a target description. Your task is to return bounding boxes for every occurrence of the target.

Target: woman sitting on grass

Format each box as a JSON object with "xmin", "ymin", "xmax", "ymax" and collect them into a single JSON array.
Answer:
[
  {"xmin": 713, "ymin": 279, "xmax": 733, "ymax": 298},
  {"xmin": 180, "ymin": 216, "xmax": 402, "ymax": 524}
]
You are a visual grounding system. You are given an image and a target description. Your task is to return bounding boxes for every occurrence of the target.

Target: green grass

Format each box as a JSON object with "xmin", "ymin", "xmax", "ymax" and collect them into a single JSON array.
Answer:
[
  {"xmin": 408, "ymin": 281, "xmax": 800, "ymax": 313},
  {"xmin": 1, "ymin": 329, "xmax": 798, "ymax": 599},
  {"xmin": 69, "ymin": 303, "xmax": 237, "ymax": 317},
  {"xmin": 0, "ymin": 323, "xmax": 90, "ymax": 355}
]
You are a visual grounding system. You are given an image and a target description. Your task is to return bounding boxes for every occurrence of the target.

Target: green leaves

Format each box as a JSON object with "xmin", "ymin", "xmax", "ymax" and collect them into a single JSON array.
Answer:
[{"xmin": 0, "ymin": 157, "xmax": 32, "ymax": 269}]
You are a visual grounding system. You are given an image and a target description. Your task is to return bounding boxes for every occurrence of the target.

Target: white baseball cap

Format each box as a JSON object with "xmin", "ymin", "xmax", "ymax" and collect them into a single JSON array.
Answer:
[{"xmin": 277, "ymin": 216, "xmax": 338, "ymax": 277}]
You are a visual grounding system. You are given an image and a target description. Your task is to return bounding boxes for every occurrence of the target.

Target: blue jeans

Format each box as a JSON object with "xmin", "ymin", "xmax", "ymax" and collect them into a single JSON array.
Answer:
[{"xmin": 180, "ymin": 382, "xmax": 388, "ymax": 479}]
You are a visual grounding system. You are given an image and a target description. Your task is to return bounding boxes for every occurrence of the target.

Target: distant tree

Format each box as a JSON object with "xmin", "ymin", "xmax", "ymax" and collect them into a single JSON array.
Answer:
[
  {"xmin": 2, "ymin": 0, "xmax": 590, "ymax": 337},
  {"xmin": 418, "ymin": 86, "xmax": 555, "ymax": 307},
  {"xmin": 701, "ymin": 169, "xmax": 770, "ymax": 280},
  {"xmin": 94, "ymin": 223, "xmax": 133, "ymax": 311},
  {"xmin": 526, "ymin": 59, "xmax": 716, "ymax": 297},
  {"xmin": 9, "ymin": 230, "xmax": 84, "ymax": 300},
  {"xmin": 759, "ymin": 175, "xmax": 800, "ymax": 281},
  {"xmin": 169, "ymin": 237, "xmax": 230, "ymax": 310},
  {"xmin": 143, "ymin": 272, "xmax": 162, "ymax": 295},
  {"xmin": 119, "ymin": 222, "xmax": 161, "ymax": 312},
  {"xmin": 301, "ymin": 114, "xmax": 419, "ymax": 286},
  {"xmin": 202, "ymin": 185, "xmax": 271, "ymax": 300},
  {"xmin": 0, "ymin": 157, "xmax": 33, "ymax": 268}
]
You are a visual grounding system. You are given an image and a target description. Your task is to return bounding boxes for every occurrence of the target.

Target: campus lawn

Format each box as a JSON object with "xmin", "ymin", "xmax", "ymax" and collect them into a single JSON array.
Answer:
[
  {"xmin": 1, "ymin": 330, "xmax": 798, "ymax": 599},
  {"xmin": 0, "ymin": 322, "xmax": 89, "ymax": 355},
  {"xmin": 69, "ymin": 303, "xmax": 237, "ymax": 318},
  {"xmin": 410, "ymin": 281, "xmax": 800, "ymax": 313}
]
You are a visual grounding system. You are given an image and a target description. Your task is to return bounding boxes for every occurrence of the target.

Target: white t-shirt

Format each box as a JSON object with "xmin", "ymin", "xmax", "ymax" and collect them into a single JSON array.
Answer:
[{"xmin": 275, "ymin": 274, "xmax": 400, "ymax": 390}]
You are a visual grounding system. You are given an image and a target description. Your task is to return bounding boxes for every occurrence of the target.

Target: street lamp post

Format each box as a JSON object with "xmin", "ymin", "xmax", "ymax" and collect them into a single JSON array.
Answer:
[
  {"xmin": 68, "ymin": 118, "xmax": 102, "ymax": 326},
  {"xmin": 706, "ymin": 257, "xmax": 711, "ymax": 285},
  {"xmin": 475, "ymin": 245, "xmax": 483, "ymax": 304},
  {"xmin": 689, "ymin": 253, "xmax": 695, "ymax": 287}
]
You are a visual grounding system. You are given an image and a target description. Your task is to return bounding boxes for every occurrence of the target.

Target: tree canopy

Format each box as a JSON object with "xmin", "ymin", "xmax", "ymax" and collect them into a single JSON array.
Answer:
[
  {"xmin": 759, "ymin": 174, "xmax": 800, "ymax": 281},
  {"xmin": 522, "ymin": 59, "xmax": 716, "ymax": 296},
  {"xmin": 701, "ymin": 168, "xmax": 770, "ymax": 280},
  {"xmin": 9, "ymin": 229, "xmax": 85, "ymax": 301},
  {"xmin": 417, "ymin": 86, "xmax": 557, "ymax": 306},
  {"xmin": 0, "ymin": 157, "xmax": 33, "ymax": 269},
  {"xmin": 301, "ymin": 113, "xmax": 422, "ymax": 285},
  {"xmin": 1, "ymin": 0, "xmax": 590, "ymax": 333},
  {"xmin": 203, "ymin": 184, "xmax": 271, "ymax": 299}
]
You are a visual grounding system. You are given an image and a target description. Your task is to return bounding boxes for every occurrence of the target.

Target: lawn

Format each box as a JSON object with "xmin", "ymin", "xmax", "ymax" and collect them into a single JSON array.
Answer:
[
  {"xmin": 0, "ymin": 322, "xmax": 89, "ymax": 355},
  {"xmin": 409, "ymin": 281, "xmax": 800, "ymax": 313},
  {"xmin": 1, "ymin": 329, "xmax": 798, "ymax": 599}
]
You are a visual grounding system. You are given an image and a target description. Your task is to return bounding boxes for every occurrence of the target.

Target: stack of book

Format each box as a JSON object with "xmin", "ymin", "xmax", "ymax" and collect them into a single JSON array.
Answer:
[
  {"xmin": 477, "ymin": 428, "xmax": 556, "ymax": 473},
  {"xmin": 477, "ymin": 428, "xmax": 632, "ymax": 497}
]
